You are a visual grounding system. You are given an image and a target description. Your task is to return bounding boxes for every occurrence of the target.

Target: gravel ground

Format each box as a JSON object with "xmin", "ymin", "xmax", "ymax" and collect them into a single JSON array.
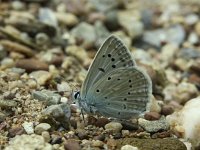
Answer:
[{"xmin": 0, "ymin": 0, "xmax": 200, "ymax": 150}]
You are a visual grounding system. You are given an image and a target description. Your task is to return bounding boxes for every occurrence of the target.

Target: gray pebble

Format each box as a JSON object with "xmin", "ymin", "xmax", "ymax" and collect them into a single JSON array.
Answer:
[{"xmin": 35, "ymin": 123, "xmax": 51, "ymax": 135}]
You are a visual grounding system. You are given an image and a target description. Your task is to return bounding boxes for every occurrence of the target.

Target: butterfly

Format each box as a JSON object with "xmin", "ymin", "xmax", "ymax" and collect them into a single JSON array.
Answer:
[{"xmin": 73, "ymin": 35, "xmax": 152, "ymax": 119}]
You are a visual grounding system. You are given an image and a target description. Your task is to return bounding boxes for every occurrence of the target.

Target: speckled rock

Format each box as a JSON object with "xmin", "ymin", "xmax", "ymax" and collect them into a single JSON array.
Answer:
[
  {"xmin": 116, "ymin": 138, "xmax": 186, "ymax": 150},
  {"xmin": 64, "ymin": 139, "xmax": 81, "ymax": 150},
  {"xmin": 138, "ymin": 116, "xmax": 169, "ymax": 133},
  {"xmin": 5, "ymin": 134, "xmax": 53, "ymax": 150},
  {"xmin": 29, "ymin": 70, "xmax": 52, "ymax": 86}
]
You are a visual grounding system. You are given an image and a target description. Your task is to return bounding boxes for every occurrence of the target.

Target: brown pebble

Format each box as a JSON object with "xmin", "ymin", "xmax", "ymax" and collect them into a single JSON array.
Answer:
[
  {"xmin": 107, "ymin": 139, "xmax": 117, "ymax": 150},
  {"xmin": 87, "ymin": 116, "xmax": 97, "ymax": 125},
  {"xmin": 94, "ymin": 134, "xmax": 105, "ymax": 141},
  {"xmin": 161, "ymin": 105, "xmax": 174, "ymax": 116},
  {"xmin": 8, "ymin": 127, "xmax": 25, "ymax": 138},
  {"xmin": 151, "ymin": 131, "xmax": 171, "ymax": 138},
  {"xmin": 144, "ymin": 112, "xmax": 161, "ymax": 121},
  {"xmin": 64, "ymin": 139, "xmax": 81, "ymax": 150},
  {"xmin": 16, "ymin": 59, "xmax": 48, "ymax": 72},
  {"xmin": 188, "ymin": 74, "xmax": 200, "ymax": 85},
  {"xmin": 70, "ymin": 119, "xmax": 77, "ymax": 129},
  {"xmin": 94, "ymin": 118, "xmax": 110, "ymax": 128},
  {"xmin": 77, "ymin": 131, "xmax": 89, "ymax": 140},
  {"xmin": 51, "ymin": 135, "xmax": 62, "ymax": 144},
  {"xmin": 88, "ymin": 12, "xmax": 106, "ymax": 23},
  {"xmin": 0, "ymin": 40, "xmax": 35, "ymax": 57}
]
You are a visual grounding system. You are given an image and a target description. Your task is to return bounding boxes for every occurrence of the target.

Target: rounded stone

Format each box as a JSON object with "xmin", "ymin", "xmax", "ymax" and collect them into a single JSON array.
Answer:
[
  {"xmin": 105, "ymin": 122, "xmax": 123, "ymax": 133},
  {"xmin": 35, "ymin": 123, "xmax": 51, "ymax": 135},
  {"xmin": 121, "ymin": 145, "xmax": 139, "ymax": 150}
]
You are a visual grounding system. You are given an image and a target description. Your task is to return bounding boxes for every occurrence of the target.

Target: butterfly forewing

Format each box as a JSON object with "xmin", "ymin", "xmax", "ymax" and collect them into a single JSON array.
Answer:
[
  {"xmin": 87, "ymin": 67, "xmax": 152, "ymax": 119},
  {"xmin": 81, "ymin": 35, "xmax": 136, "ymax": 99}
]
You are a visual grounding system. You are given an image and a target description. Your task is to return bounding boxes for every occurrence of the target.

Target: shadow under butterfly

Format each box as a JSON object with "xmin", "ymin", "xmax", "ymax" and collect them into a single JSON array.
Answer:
[{"xmin": 73, "ymin": 35, "xmax": 152, "ymax": 120}]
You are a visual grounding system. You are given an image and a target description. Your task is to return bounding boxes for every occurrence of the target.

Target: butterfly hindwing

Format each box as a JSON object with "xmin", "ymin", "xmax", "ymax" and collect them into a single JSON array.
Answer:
[
  {"xmin": 87, "ymin": 67, "xmax": 152, "ymax": 119},
  {"xmin": 81, "ymin": 35, "xmax": 136, "ymax": 99}
]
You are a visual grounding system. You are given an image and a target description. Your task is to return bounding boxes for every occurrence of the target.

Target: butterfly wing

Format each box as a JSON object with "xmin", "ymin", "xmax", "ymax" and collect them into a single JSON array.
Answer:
[
  {"xmin": 87, "ymin": 67, "xmax": 152, "ymax": 119},
  {"xmin": 80, "ymin": 35, "xmax": 136, "ymax": 99}
]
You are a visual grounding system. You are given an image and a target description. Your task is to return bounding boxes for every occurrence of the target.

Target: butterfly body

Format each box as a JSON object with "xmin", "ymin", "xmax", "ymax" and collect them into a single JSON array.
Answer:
[{"xmin": 73, "ymin": 35, "xmax": 152, "ymax": 119}]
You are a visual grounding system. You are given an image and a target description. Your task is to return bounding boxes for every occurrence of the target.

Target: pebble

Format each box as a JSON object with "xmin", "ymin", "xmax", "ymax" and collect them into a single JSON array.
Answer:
[
  {"xmin": 144, "ymin": 112, "xmax": 161, "ymax": 121},
  {"xmin": 121, "ymin": 145, "xmax": 138, "ymax": 150},
  {"xmin": 16, "ymin": 59, "xmax": 49, "ymax": 72},
  {"xmin": 89, "ymin": 0, "xmax": 119, "ymax": 12},
  {"xmin": 55, "ymin": 12, "xmax": 78, "ymax": 27},
  {"xmin": 195, "ymin": 21, "xmax": 200, "ymax": 36},
  {"xmin": 65, "ymin": 45, "xmax": 90, "ymax": 66},
  {"xmin": 0, "ymin": 99, "xmax": 17, "ymax": 108},
  {"xmin": 167, "ymin": 96, "xmax": 200, "ymax": 148},
  {"xmin": 41, "ymin": 131, "xmax": 51, "ymax": 142},
  {"xmin": 138, "ymin": 116, "xmax": 169, "ymax": 133},
  {"xmin": 35, "ymin": 32, "xmax": 49, "ymax": 46},
  {"xmin": 22, "ymin": 122, "xmax": 34, "ymax": 134},
  {"xmin": 0, "ymin": 44, "xmax": 7, "ymax": 60},
  {"xmin": 77, "ymin": 130, "xmax": 89, "ymax": 140},
  {"xmin": 11, "ymin": 1, "xmax": 25, "ymax": 10},
  {"xmin": 93, "ymin": 134, "xmax": 105, "ymax": 141},
  {"xmin": 91, "ymin": 140, "xmax": 104, "ymax": 147},
  {"xmin": 32, "ymin": 90, "xmax": 61, "ymax": 106},
  {"xmin": 5, "ymin": 134, "xmax": 53, "ymax": 150},
  {"xmin": 57, "ymin": 81, "xmax": 71, "ymax": 93},
  {"xmin": 143, "ymin": 25, "xmax": 185, "ymax": 47},
  {"xmin": 64, "ymin": 139, "xmax": 81, "ymax": 150},
  {"xmin": 0, "ymin": 112, "xmax": 6, "ymax": 122},
  {"xmin": 118, "ymin": 10, "xmax": 143, "ymax": 39},
  {"xmin": 51, "ymin": 134, "xmax": 62, "ymax": 144},
  {"xmin": 8, "ymin": 127, "xmax": 25, "ymax": 138},
  {"xmin": 0, "ymin": 40, "xmax": 35, "ymax": 57},
  {"xmin": 29, "ymin": 70, "xmax": 52, "ymax": 86},
  {"xmin": 1, "ymin": 58, "xmax": 15, "ymax": 69},
  {"xmin": 39, "ymin": 8, "xmax": 58, "ymax": 27},
  {"xmin": 105, "ymin": 122, "xmax": 123, "ymax": 133},
  {"xmin": 71, "ymin": 22, "xmax": 96, "ymax": 48},
  {"xmin": 161, "ymin": 105, "xmax": 174, "ymax": 116},
  {"xmin": 35, "ymin": 123, "xmax": 51, "ymax": 135},
  {"xmin": 122, "ymin": 130, "xmax": 130, "ymax": 137}
]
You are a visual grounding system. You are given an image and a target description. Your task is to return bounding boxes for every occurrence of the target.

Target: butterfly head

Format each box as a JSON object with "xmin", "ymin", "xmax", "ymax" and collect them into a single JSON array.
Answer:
[{"xmin": 72, "ymin": 91, "xmax": 80, "ymax": 102}]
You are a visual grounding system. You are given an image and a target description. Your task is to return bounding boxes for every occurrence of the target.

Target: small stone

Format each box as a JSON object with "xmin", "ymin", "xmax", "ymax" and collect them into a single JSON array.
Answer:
[
  {"xmin": 185, "ymin": 14, "xmax": 199, "ymax": 25},
  {"xmin": 0, "ymin": 44, "xmax": 7, "ymax": 60},
  {"xmin": 195, "ymin": 21, "xmax": 200, "ymax": 36},
  {"xmin": 138, "ymin": 116, "xmax": 169, "ymax": 133},
  {"xmin": 1, "ymin": 58, "xmax": 14, "ymax": 69},
  {"xmin": 5, "ymin": 134, "xmax": 53, "ymax": 150},
  {"xmin": 0, "ymin": 40, "xmax": 35, "ymax": 57},
  {"xmin": 121, "ymin": 121, "xmax": 139, "ymax": 131},
  {"xmin": 11, "ymin": 1, "xmax": 25, "ymax": 10},
  {"xmin": 105, "ymin": 122, "xmax": 123, "ymax": 133},
  {"xmin": 39, "ymin": 8, "xmax": 58, "ymax": 27},
  {"xmin": 0, "ymin": 99, "xmax": 17, "ymax": 108},
  {"xmin": 29, "ymin": 70, "xmax": 52, "ymax": 86},
  {"xmin": 107, "ymin": 139, "xmax": 117, "ymax": 150},
  {"xmin": 0, "ymin": 112, "xmax": 6, "ymax": 122},
  {"xmin": 94, "ymin": 118, "xmax": 110, "ymax": 127},
  {"xmin": 161, "ymin": 105, "xmax": 174, "ymax": 116},
  {"xmin": 71, "ymin": 22, "xmax": 96, "ymax": 48},
  {"xmin": 56, "ymin": 12, "xmax": 78, "ymax": 27},
  {"xmin": 8, "ymin": 127, "xmax": 25, "ymax": 138},
  {"xmin": 89, "ymin": 0, "xmax": 119, "ymax": 12},
  {"xmin": 64, "ymin": 139, "xmax": 81, "ymax": 150},
  {"xmin": 35, "ymin": 123, "xmax": 51, "ymax": 135},
  {"xmin": 57, "ymin": 81, "xmax": 71, "ymax": 93},
  {"xmin": 35, "ymin": 33, "xmax": 49, "ymax": 45},
  {"xmin": 41, "ymin": 131, "xmax": 51, "ymax": 142},
  {"xmin": 121, "ymin": 145, "xmax": 139, "ymax": 150},
  {"xmin": 77, "ymin": 130, "xmax": 89, "ymax": 140},
  {"xmin": 16, "ymin": 59, "xmax": 48, "ymax": 72},
  {"xmin": 93, "ymin": 134, "xmax": 105, "ymax": 141},
  {"xmin": 51, "ymin": 134, "xmax": 62, "ymax": 144},
  {"xmin": 32, "ymin": 90, "xmax": 61, "ymax": 106},
  {"xmin": 144, "ymin": 112, "xmax": 161, "ymax": 121},
  {"xmin": 151, "ymin": 131, "xmax": 171, "ymax": 139},
  {"xmin": 87, "ymin": 116, "xmax": 97, "ymax": 125},
  {"xmin": 122, "ymin": 130, "xmax": 130, "ymax": 137},
  {"xmin": 118, "ymin": 10, "xmax": 143, "ymax": 39},
  {"xmin": 22, "ymin": 122, "xmax": 34, "ymax": 134},
  {"xmin": 92, "ymin": 140, "xmax": 104, "ymax": 147}
]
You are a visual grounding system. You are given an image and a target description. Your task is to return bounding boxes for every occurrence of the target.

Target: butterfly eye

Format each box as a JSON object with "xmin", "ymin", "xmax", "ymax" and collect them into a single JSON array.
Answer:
[{"xmin": 73, "ymin": 91, "xmax": 80, "ymax": 99}]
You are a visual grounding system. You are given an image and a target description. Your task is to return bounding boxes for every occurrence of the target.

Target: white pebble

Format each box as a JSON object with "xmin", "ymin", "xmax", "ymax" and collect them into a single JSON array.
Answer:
[
  {"xmin": 35, "ymin": 123, "xmax": 51, "ymax": 135},
  {"xmin": 121, "ymin": 145, "xmax": 138, "ymax": 150},
  {"xmin": 22, "ymin": 122, "xmax": 34, "ymax": 134}
]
